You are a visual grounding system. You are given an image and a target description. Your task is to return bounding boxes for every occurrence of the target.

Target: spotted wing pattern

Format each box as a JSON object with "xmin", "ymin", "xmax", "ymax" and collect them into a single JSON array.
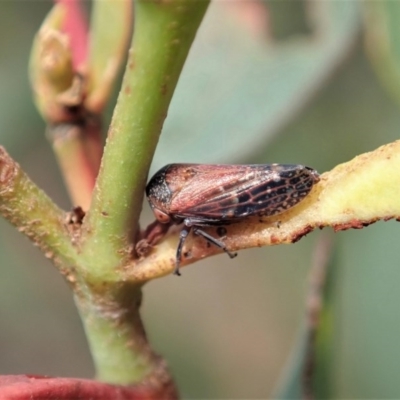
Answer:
[{"xmin": 168, "ymin": 164, "xmax": 319, "ymax": 221}]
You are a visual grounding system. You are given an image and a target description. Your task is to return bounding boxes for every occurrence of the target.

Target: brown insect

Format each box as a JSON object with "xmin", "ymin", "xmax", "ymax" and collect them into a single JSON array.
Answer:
[{"xmin": 146, "ymin": 164, "xmax": 320, "ymax": 275}]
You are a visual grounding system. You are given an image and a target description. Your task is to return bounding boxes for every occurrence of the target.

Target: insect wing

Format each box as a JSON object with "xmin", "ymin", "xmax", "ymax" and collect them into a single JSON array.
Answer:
[
  {"xmin": 168, "ymin": 164, "xmax": 318, "ymax": 220},
  {"xmin": 165, "ymin": 164, "xmax": 248, "ymax": 211}
]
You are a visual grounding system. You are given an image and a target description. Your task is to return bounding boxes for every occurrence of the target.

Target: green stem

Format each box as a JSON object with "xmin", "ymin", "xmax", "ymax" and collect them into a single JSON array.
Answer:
[
  {"xmin": 80, "ymin": 0, "xmax": 210, "ymax": 279},
  {"xmin": 75, "ymin": 285, "xmax": 163, "ymax": 384},
  {"xmin": 74, "ymin": 0, "xmax": 209, "ymax": 386},
  {"xmin": 6, "ymin": 0, "xmax": 208, "ymax": 391},
  {"xmin": 0, "ymin": 146, "xmax": 77, "ymax": 272}
]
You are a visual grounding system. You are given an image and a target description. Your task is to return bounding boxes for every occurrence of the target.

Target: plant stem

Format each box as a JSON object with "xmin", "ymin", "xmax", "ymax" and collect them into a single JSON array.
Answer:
[
  {"xmin": 50, "ymin": 120, "xmax": 103, "ymax": 210},
  {"xmin": 74, "ymin": 285, "xmax": 176, "ymax": 388},
  {"xmin": 80, "ymin": 0, "xmax": 210, "ymax": 279},
  {"xmin": 0, "ymin": 146, "xmax": 77, "ymax": 272},
  {"xmin": 74, "ymin": 0, "xmax": 209, "ymax": 386}
]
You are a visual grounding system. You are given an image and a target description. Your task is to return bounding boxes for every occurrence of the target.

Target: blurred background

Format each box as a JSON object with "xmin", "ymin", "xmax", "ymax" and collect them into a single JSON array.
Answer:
[{"xmin": 1, "ymin": 1, "xmax": 400, "ymax": 398}]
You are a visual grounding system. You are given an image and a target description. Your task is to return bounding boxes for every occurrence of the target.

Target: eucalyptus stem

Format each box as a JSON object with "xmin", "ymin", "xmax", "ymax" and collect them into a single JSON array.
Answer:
[
  {"xmin": 73, "ymin": 284, "xmax": 177, "ymax": 390},
  {"xmin": 80, "ymin": 0, "xmax": 210, "ymax": 278},
  {"xmin": 72, "ymin": 0, "xmax": 210, "ymax": 387},
  {"xmin": 5, "ymin": 0, "xmax": 210, "ymax": 390},
  {"xmin": 50, "ymin": 119, "xmax": 102, "ymax": 210},
  {"xmin": 0, "ymin": 146, "xmax": 77, "ymax": 272}
]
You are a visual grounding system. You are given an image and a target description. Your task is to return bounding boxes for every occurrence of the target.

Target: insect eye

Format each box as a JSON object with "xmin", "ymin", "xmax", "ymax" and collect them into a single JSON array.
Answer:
[{"xmin": 153, "ymin": 208, "xmax": 171, "ymax": 224}]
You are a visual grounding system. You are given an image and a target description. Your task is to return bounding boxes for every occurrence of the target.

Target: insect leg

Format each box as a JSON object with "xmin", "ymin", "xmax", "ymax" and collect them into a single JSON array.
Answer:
[
  {"xmin": 175, "ymin": 226, "xmax": 192, "ymax": 276},
  {"xmin": 192, "ymin": 227, "xmax": 237, "ymax": 259}
]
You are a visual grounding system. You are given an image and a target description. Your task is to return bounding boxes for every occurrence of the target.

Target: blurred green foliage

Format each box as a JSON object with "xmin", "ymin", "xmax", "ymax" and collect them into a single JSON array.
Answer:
[{"xmin": 1, "ymin": 1, "xmax": 400, "ymax": 398}]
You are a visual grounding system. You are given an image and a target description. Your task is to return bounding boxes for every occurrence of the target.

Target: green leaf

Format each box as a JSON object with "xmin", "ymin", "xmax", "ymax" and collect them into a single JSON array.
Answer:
[
  {"xmin": 152, "ymin": 0, "xmax": 361, "ymax": 170},
  {"xmin": 365, "ymin": 1, "xmax": 400, "ymax": 108}
]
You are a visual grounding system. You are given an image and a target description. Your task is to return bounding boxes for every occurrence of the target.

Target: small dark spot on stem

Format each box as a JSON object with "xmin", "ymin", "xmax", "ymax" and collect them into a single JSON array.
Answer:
[
  {"xmin": 66, "ymin": 206, "xmax": 85, "ymax": 224},
  {"xmin": 101, "ymin": 211, "xmax": 109, "ymax": 216}
]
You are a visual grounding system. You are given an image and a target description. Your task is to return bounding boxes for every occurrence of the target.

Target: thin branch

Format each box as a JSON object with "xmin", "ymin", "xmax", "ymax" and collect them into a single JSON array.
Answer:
[
  {"xmin": 69, "ymin": 0, "xmax": 210, "ymax": 386},
  {"xmin": 0, "ymin": 147, "xmax": 77, "ymax": 273},
  {"xmin": 29, "ymin": 4, "xmax": 103, "ymax": 210},
  {"xmin": 49, "ymin": 119, "xmax": 102, "ymax": 210},
  {"xmin": 80, "ymin": 0, "xmax": 210, "ymax": 276}
]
